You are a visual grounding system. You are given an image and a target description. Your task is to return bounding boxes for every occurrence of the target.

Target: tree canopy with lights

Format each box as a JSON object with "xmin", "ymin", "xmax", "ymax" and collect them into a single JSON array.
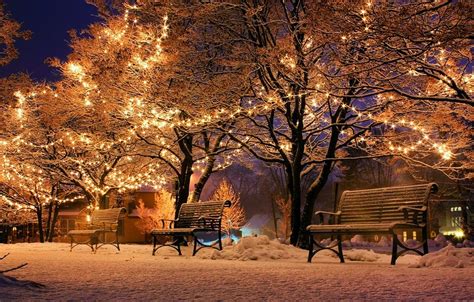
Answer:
[{"xmin": 0, "ymin": 0, "xmax": 472, "ymax": 244}]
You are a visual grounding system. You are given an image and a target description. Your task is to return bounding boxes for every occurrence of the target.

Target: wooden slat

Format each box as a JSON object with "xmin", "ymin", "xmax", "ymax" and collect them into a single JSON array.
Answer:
[
  {"xmin": 175, "ymin": 200, "xmax": 229, "ymax": 229},
  {"xmin": 335, "ymin": 183, "xmax": 436, "ymax": 225},
  {"xmin": 91, "ymin": 208, "xmax": 125, "ymax": 227}
]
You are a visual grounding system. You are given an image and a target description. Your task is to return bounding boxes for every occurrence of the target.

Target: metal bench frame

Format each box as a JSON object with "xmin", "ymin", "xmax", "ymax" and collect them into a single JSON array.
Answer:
[
  {"xmin": 150, "ymin": 200, "xmax": 231, "ymax": 256},
  {"xmin": 68, "ymin": 207, "xmax": 126, "ymax": 253},
  {"xmin": 306, "ymin": 183, "xmax": 438, "ymax": 265}
]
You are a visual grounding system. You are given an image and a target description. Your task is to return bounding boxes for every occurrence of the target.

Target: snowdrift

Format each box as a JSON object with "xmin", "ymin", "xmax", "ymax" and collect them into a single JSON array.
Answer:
[
  {"xmin": 0, "ymin": 273, "xmax": 44, "ymax": 289},
  {"xmin": 199, "ymin": 235, "xmax": 386, "ymax": 262},
  {"xmin": 410, "ymin": 245, "xmax": 474, "ymax": 268},
  {"xmin": 198, "ymin": 235, "xmax": 306, "ymax": 261}
]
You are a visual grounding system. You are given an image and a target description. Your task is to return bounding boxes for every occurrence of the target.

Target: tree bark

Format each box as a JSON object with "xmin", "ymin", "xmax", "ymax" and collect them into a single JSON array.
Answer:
[
  {"xmin": 174, "ymin": 132, "xmax": 194, "ymax": 217},
  {"xmin": 36, "ymin": 206, "xmax": 44, "ymax": 243},
  {"xmin": 190, "ymin": 154, "xmax": 216, "ymax": 202},
  {"xmin": 47, "ymin": 202, "xmax": 60, "ymax": 242},
  {"xmin": 289, "ymin": 164, "xmax": 302, "ymax": 245},
  {"xmin": 45, "ymin": 202, "xmax": 53, "ymax": 241}
]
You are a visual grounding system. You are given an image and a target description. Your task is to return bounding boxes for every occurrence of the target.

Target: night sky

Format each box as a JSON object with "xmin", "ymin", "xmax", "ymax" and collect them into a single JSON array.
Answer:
[{"xmin": 0, "ymin": 0, "xmax": 99, "ymax": 81}]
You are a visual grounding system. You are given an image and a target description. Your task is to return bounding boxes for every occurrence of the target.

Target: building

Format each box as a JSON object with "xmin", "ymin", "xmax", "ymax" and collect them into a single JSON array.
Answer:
[
  {"xmin": 434, "ymin": 199, "xmax": 473, "ymax": 239},
  {"xmin": 56, "ymin": 189, "xmax": 161, "ymax": 243}
]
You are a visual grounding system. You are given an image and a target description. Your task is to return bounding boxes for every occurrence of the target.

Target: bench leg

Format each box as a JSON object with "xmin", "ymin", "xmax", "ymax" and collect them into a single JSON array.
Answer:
[
  {"xmin": 92, "ymin": 235, "xmax": 98, "ymax": 253},
  {"xmin": 337, "ymin": 235, "xmax": 344, "ymax": 263},
  {"xmin": 152, "ymin": 234, "xmax": 157, "ymax": 256},
  {"xmin": 152, "ymin": 235, "xmax": 184, "ymax": 256},
  {"xmin": 391, "ymin": 234, "xmax": 399, "ymax": 265},
  {"xmin": 69, "ymin": 235, "xmax": 94, "ymax": 252},
  {"xmin": 116, "ymin": 231, "xmax": 120, "ymax": 251},
  {"xmin": 307, "ymin": 233, "xmax": 344, "ymax": 263},
  {"xmin": 192, "ymin": 235, "xmax": 198, "ymax": 256},
  {"xmin": 218, "ymin": 230, "xmax": 223, "ymax": 250},
  {"xmin": 307, "ymin": 233, "xmax": 314, "ymax": 263},
  {"xmin": 422, "ymin": 227, "xmax": 429, "ymax": 255},
  {"xmin": 391, "ymin": 230, "xmax": 427, "ymax": 265},
  {"xmin": 176, "ymin": 237, "xmax": 182, "ymax": 256}
]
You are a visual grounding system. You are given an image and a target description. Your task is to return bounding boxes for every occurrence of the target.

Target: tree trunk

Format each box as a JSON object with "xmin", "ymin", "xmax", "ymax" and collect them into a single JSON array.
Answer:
[
  {"xmin": 174, "ymin": 133, "xmax": 194, "ymax": 217},
  {"xmin": 289, "ymin": 165, "xmax": 302, "ymax": 245},
  {"xmin": 47, "ymin": 202, "xmax": 60, "ymax": 242},
  {"xmin": 190, "ymin": 155, "xmax": 216, "ymax": 202},
  {"xmin": 36, "ymin": 206, "xmax": 44, "ymax": 243},
  {"xmin": 45, "ymin": 202, "xmax": 53, "ymax": 241},
  {"xmin": 298, "ymin": 161, "xmax": 333, "ymax": 246},
  {"xmin": 297, "ymin": 83, "xmax": 355, "ymax": 246}
]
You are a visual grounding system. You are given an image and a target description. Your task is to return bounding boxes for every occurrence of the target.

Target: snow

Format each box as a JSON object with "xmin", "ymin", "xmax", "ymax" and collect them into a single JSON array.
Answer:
[
  {"xmin": 410, "ymin": 245, "xmax": 474, "ymax": 268},
  {"xmin": 199, "ymin": 236, "xmax": 385, "ymax": 262},
  {"xmin": 0, "ymin": 274, "xmax": 44, "ymax": 289},
  {"xmin": 343, "ymin": 249, "xmax": 380, "ymax": 262},
  {"xmin": 198, "ymin": 235, "xmax": 306, "ymax": 261},
  {"xmin": 0, "ymin": 240, "xmax": 473, "ymax": 300}
]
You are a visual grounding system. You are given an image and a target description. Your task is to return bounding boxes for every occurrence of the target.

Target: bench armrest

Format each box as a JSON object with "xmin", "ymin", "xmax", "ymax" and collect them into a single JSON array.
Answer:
[
  {"xmin": 198, "ymin": 216, "xmax": 221, "ymax": 230},
  {"xmin": 160, "ymin": 219, "xmax": 176, "ymax": 229},
  {"xmin": 398, "ymin": 206, "xmax": 427, "ymax": 224},
  {"xmin": 314, "ymin": 211, "xmax": 341, "ymax": 225}
]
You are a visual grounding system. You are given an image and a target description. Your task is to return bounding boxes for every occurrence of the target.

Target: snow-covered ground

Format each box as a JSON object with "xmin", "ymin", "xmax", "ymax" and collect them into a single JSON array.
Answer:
[{"xmin": 0, "ymin": 237, "xmax": 473, "ymax": 301}]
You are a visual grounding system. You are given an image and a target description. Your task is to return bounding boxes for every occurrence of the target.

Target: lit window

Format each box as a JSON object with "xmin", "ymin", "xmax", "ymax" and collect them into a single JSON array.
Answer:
[
  {"xmin": 403, "ymin": 231, "xmax": 407, "ymax": 242},
  {"xmin": 451, "ymin": 217, "xmax": 462, "ymax": 227},
  {"xmin": 412, "ymin": 231, "xmax": 417, "ymax": 240}
]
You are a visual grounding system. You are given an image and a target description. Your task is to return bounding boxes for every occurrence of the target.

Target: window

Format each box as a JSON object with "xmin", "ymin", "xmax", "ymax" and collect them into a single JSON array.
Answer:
[
  {"xmin": 451, "ymin": 217, "xmax": 462, "ymax": 227},
  {"xmin": 412, "ymin": 231, "xmax": 417, "ymax": 240},
  {"xmin": 59, "ymin": 219, "xmax": 76, "ymax": 235},
  {"xmin": 403, "ymin": 231, "xmax": 407, "ymax": 242}
]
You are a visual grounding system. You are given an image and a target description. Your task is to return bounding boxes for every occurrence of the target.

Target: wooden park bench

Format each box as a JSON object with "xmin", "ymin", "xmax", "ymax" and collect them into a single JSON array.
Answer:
[
  {"xmin": 151, "ymin": 200, "xmax": 231, "ymax": 256},
  {"xmin": 306, "ymin": 183, "xmax": 438, "ymax": 265},
  {"xmin": 68, "ymin": 207, "xmax": 126, "ymax": 252}
]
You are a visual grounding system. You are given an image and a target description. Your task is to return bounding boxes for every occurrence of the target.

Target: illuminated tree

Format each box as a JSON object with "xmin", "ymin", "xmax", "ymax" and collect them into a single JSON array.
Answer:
[
  {"xmin": 135, "ymin": 189, "xmax": 175, "ymax": 234},
  {"xmin": 211, "ymin": 179, "xmax": 246, "ymax": 237},
  {"xmin": 48, "ymin": 3, "xmax": 245, "ymax": 215},
  {"xmin": 1, "ymin": 0, "xmax": 472, "ymax": 248},
  {"xmin": 165, "ymin": 0, "xmax": 473, "ymax": 245},
  {"xmin": 0, "ymin": 2, "xmax": 30, "ymax": 66}
]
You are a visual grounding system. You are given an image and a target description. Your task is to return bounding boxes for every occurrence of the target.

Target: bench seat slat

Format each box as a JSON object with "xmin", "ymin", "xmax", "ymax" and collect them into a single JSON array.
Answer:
[{"xmin": 307, "ymin": 222, "xmax": 422, "ymax": 233}]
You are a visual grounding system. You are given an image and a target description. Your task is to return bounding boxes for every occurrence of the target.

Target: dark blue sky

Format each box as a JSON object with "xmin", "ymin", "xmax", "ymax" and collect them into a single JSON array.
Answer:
[{"xmin": 0, "ymin": 0, "xmax": 99, "ymax": 81}]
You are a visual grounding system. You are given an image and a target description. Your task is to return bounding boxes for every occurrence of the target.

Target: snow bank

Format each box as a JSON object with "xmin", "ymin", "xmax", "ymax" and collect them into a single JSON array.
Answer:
[
  {"xmin": 410, "ymin": 245, "xmax": 474, "ymax": 268},
  {"xmin": 350, "ymin": 235, "xmax": 371, "ymax": 247},
  {"xmin": 198, "ymin": 235, "xmax": 306, "ymax": 261},
  {"xmin": 0, "ymin": 273, "xmax": 44, "ymax": 289},
  {"xmin": 343, "ymin": 249, "xmax": 381, "ymax": 262},
  {"xmin": 376, "ymin": 236, "xmax": 391, "ymax": 247},
  {"xmin": 200, "ymin": 235, "xmax": 383, "ymax": 263},
  {"xmin": 430, "ymin": 233, "xmax": 448, "ymax": 248}
]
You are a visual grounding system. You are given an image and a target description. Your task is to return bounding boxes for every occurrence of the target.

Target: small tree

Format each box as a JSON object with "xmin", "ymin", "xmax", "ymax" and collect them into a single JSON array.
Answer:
[
  {"xmin": 275, "ymin": 197, "xmax": 291, "ymax": 241},
  {"xmin": 136, "ymin": 190, "xmax": 175, "ymax": 234},
  {"xmin": 211, "ymin": 179, "xmax": 246, "ymax": 237}
]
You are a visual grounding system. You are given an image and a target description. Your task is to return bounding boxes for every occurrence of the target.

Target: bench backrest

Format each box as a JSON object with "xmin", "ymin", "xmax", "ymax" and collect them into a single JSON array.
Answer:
[
  {"xmin": 91, "ymin": 208, "xmax": 126, "ymax": 229},
  {"xmin": 175, "ymin": 200, "xmax": 231, "ymax": 229},
  {"xmin": 338, "ymin": 183, "xmax": 437, "ymax": 225}
]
